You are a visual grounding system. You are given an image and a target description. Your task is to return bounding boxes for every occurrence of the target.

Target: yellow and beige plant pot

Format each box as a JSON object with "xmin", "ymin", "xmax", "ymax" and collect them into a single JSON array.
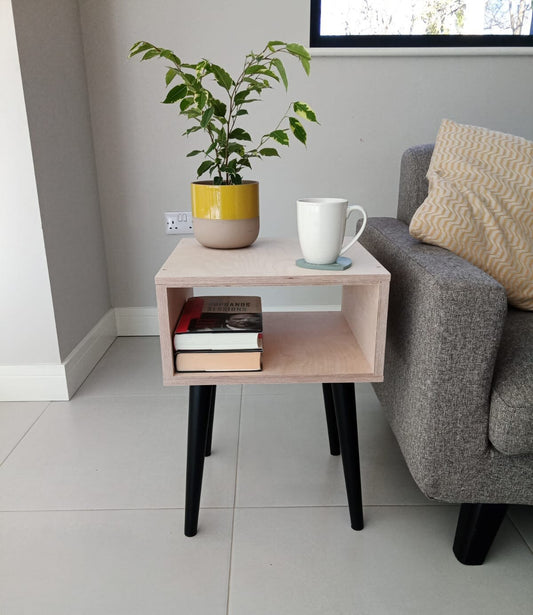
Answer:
[{"xmin": 191, "ymin": 181, "xmax": 260, "ymax": 249}]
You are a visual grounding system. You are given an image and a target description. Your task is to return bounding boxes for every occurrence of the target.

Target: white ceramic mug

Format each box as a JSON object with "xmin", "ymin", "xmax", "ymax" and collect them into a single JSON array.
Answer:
[{"xmin": 297, "ymin": 198, "xmax": 367, "ymax": 265}]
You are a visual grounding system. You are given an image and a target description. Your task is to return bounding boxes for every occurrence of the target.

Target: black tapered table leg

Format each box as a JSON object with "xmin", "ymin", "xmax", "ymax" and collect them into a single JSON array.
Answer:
[
  {"xmin": 205, "ymin": 385, "xmax": 216, "ymax": 457},
  {"xmin": 184, "ymin": 385, "xmax": 212, "ymax": 537},
  {"xmin": 331, "ymin": 383, "xmax": 364, "ymax": 531},
  {"xmin": 322, "ymin": 383, "xmax": 340, "ymax": 456}
]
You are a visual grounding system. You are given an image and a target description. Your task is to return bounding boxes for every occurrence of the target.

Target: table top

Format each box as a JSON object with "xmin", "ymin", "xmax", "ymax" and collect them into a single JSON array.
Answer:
[{"xmin": 155, "ymin": 237, "xmax": 390, "ymax": 287}]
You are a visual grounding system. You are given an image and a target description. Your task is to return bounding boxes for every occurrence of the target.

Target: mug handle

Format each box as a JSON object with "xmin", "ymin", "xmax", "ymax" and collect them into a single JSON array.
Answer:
[{"xmin": 339, "ymin": 205, "xmax": 367, "ymax": 256}]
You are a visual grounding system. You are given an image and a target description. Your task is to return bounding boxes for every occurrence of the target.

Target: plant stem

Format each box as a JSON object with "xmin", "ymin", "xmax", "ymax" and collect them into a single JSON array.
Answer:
[
  {"xmin": 224, "ymin": 43, "xmax": 274, "ymax": 183},
  {"xmin": 255, "ymin": 103, "xmax": 292, "ymax": 151}
]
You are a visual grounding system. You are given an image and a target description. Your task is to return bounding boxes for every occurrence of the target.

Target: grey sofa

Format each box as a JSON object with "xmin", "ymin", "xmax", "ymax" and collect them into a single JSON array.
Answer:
[{"xmin": 360, "ymin": 144, "xmax": 533, "ymax": 564}]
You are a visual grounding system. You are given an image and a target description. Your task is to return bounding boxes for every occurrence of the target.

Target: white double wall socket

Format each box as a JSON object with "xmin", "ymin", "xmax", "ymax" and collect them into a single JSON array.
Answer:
[{"xmin": 165, "ymin": 211, "xmax": 193, "ymax": 234}]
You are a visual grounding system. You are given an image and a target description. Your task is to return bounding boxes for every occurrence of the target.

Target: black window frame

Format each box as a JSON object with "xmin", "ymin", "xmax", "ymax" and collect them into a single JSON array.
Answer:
[{"xmin": 310, "ymin": 0, "xmax": 533, "ymax": 48}]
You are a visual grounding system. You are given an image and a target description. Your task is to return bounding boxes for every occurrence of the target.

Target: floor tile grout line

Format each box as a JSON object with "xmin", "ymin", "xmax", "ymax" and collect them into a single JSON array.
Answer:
[
  {"xmin": 507, "ymin": 509, "xmax": 533, "ymax": 555},
  {"xmin": 69, "ymin": 392, "xmax": 243, "ymax": 401},
  {"xmin": 229, "ymin": 502, "xmax": 459, "ymax": 510},
  {"xmin": 225, "ymin": 386, "xmax": 243, "ymax": 615},
  {"xmin": 0, "ymin": 401, "xmax": 52, "ymax": 468},
  {"xmin": 0, "ymin": 503, "xmax": 453, "ymax": 514},
  {"xmin": 0, "ymin": 507, "xmax": 186, "ymax": 514}
]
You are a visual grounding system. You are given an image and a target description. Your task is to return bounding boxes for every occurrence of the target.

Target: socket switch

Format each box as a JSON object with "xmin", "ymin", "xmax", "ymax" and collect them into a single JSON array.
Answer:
[{"xmin": 165, "ymin": 211, "xmax": 193, "ymax": 234}]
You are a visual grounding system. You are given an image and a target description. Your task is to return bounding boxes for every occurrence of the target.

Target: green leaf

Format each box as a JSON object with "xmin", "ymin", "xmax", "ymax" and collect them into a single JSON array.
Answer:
[
  {"xmin": 159, "ymin": 49, "xmax": 181, "ymax": 64},
  {"xmin": 262, "ymin": 69, "xmax": 279, "ymax": 81},
  {"xmin": 200, "ymin": 108, "xmax": 214, "ymax": 128},
  {"xmin": 299, "ymin": 56, "xmax": 311, "ymax": 76},
  {"xmin": 183, "ymin": 73, "xmax": 200, "ymax": 88},
  {"xmin": 234, "ymin": 91, "xmax": 261, "ymax": 106},
  {"xmin": 244, "ymin": 65, "xmax": 264, "ymax": 75},
  {"xmin": 271, "ymin": 58, "xmax": 288, "ymax": 90},
  {"xmin": 195, "ymin": 60, "xmax": 208, "ymax": 74},
  {"xmin": 212, "ymin": 99, "xmax": 227, "ymax": 118},
  {"xmin": 165, "ymin": 68, "xmax": 179, "ymax": 86},
  {"xmin": 229, "ymin": 128, "xmax": 252, "ymax": 141},
  {"xmin": 239, "ymin": 156, "xmax": 252, "ymax": 167},
  {"xmin": 197, "ymin": 160, "xmax": 214, "ymax": 177},
  {"xmin": 234, "ymin": 90, "xmax": 252, "ymax": 106},
  {"xmin": 163, "ymin": 83, "xmax": 188, "ymax": 104},
  {"xmin": 286, "ymin": 43, "xmax": 311, "ymax": 61},
  {"xmin": 215, "ymin": 126, "xmax": 227, "ymax": 144},
  {"xmin": 269, "ymin": 130, "xmax": 290, "ymax": 146},
  {"xmin": 183, "ymin": 125, "xmax": 202, "ymax": 136},
  {"xmin": 141, "ymin": 49, "xmax": 160, "ymax": 61},
  {"xmin": 129, "ymin": 42, "xmax": 154, "ymax": 57},
  {"xmin": 267, "ymin": 40, "xmax": 286, "ymax": 51},
  {"xmin": 186, "ymin": 150, "xmax": 202, "ymax": 157},
  {"xmin": 236, "ymin": 109, "xmax": 248, "ymax": 116},
  {"xmin": 180, "ymin": 97, "xmax": 194, "ymax": 111},
  {"xmin": 195, "ymin": 90, "xmax": 208, "ymax": 109},
  {"xmin": 227, "ymin": 143, "xmax": 245, "ymax": 156},
  {"xmin": 184, "ymin": 107, "xmax": 201, "ymax": 119},
  {"xmin": 210, "ymin": 64, "xmax": 233, "ymax": 90},
  {"xmin": 259, "ymin": 148, "xmax": 280, "ymax": 157},
  {"xmin": 244, "ymin": 77, "xmax": 270, "ymax": 93},
  {"xmin": 293, "ymin": 101, "xmax": 318, "ymax": 123},
  {"xmin": 245, "ymin": 65, "xmax": 278, "ymax": 83},
  {"xmin": 289, "ymin": 117, "xmax": 307, "ymax": 145},
  {"xmin": 286, "ymin": 43, "xmax": 311, "ymax": 75}
]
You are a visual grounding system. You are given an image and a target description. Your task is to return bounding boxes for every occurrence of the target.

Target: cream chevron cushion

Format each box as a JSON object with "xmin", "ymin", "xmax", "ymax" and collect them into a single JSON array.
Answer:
[{"xmin": 409, "ymin": 119, "xmax": 533, "ymax": 310}]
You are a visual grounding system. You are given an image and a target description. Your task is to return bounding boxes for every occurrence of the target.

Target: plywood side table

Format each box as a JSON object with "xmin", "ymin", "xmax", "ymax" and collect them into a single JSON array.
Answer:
[{"xmin": 155, "ymin": 238, "xmax": 390, "ymax": 536}]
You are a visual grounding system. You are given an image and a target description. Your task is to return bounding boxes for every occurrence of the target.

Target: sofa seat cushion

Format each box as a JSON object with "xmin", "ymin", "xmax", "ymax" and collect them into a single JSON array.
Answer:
[{"xmin": 489, "ymin": 308, "xmax": 533, "ymax": 455}]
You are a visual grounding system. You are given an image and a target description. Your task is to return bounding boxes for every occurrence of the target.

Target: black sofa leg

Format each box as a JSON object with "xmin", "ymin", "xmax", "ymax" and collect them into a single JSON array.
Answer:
[
  {"xmin": 322, "ymin": 383, "xmax": 340, "ymax": 456},
  {"xmin": 453, "ymin": 503, "xmax": 508, "ymax": 565}
]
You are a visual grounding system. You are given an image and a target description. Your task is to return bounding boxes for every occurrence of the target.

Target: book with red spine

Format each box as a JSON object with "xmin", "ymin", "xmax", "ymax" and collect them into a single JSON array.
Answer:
[{"xmin": 174, "ymin": 295, "xmax": 263, "ymax": 352}]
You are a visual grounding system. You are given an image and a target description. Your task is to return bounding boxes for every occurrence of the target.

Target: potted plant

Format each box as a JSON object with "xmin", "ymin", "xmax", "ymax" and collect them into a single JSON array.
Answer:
[{"xmin": 130, "ymin": 39, "xmax": 318, "ymax": 248}]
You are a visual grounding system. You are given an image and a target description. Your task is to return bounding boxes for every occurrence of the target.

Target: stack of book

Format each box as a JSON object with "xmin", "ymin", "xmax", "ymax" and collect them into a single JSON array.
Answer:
[{"xmin": 173, "ymin": 295, "xmax": 263, "ymax": 372}]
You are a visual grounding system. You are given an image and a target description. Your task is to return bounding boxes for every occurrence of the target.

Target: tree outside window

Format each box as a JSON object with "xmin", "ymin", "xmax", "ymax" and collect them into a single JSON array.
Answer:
[{"xmin": 312, "ymin": 0, "xmax": 533, "ymax": 46}]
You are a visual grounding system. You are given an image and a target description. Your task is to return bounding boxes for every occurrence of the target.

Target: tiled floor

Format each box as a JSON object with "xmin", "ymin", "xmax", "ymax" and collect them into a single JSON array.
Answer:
[{"xmin": 1, "ymin": 337, "xmax": 532, "ymax": 614}]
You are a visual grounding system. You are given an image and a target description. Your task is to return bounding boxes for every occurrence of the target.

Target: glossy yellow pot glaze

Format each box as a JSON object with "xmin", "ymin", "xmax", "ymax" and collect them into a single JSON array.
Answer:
[
  {"xmin": 191, "ymin": 181, "xmax": 259, "ymax": 219},
  {"xmin": 191, "ymin": 181, "xmax": 259, "ymax": 248}
]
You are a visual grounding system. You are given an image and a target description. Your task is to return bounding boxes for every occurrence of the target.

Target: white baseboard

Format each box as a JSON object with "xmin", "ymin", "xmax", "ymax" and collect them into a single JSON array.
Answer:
[
  {"xmin": 0, "ymin": 364, "xmax": 69, "ymax": 401},
  {"xmin": 1, "ymin": 304, "xmax": 342, "ymax": 401},
  {"xmin": 64, "ymin": 308, "xmax": 117, "ymax": 398},
  {"xmin": 114, "ymin": 307, "xmax": 160, "ymax": 336},
  {"xmin": 0, "ymin": 309, "xmax": 117, "ymax": 401}
]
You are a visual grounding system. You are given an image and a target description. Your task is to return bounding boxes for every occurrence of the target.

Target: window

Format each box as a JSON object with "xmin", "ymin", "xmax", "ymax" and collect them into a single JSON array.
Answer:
[{"xmin": 310, "ymin": 0, "xmax": 533, "ymax": 47}]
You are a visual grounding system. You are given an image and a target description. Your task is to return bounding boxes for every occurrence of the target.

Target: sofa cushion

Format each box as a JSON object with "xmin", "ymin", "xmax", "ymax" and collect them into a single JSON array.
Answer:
[
  {"xmin": 409, "ymin": 119, "xmax": 533, "ymax": 310},
  {"xmin": 489, "ymin": 308, "xmax": 533, "ymax": 455}
]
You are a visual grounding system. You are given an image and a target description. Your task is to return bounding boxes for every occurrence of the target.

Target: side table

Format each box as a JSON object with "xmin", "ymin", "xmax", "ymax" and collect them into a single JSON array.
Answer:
[{"xmin": 155, "ymin": 238, "xmax": 390, "ymax": 536}]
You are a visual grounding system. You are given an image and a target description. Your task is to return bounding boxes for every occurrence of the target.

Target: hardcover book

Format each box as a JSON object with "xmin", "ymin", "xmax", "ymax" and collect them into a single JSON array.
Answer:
[
  {"xmin": 174, "ymin": 295, "xmax": 263, "ymax": 351},
  {"xmin": 175, "ymin": 341, "xmax": 263, "ymax": 373}
]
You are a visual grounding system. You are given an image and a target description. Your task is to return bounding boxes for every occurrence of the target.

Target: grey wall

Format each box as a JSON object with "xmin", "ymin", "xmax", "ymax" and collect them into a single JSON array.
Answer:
[
  {"xmin": 12, "ymin": 0, "xmax": 111, "ymax": 360},
  {"xmin": 78, "ymin": 0, "xmax": 533, "ymax": 309}
]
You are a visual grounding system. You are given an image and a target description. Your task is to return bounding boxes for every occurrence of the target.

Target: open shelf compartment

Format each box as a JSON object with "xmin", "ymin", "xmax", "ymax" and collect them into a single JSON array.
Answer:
[{"xmin": 155, "ymin": 239, "xmax": 390, "ymax": 387}]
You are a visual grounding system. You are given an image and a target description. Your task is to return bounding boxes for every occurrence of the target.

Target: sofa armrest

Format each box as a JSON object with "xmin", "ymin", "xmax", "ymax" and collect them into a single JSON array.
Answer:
[{"xmin": 360, "ymin": 218, "xmax": 508, "ymax": 500}]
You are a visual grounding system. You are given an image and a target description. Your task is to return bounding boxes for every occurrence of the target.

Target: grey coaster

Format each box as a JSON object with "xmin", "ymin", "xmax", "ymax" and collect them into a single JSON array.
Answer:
[{"xmin": 295, "ymin": 256, "xmax": 352, "ymax": 270}]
